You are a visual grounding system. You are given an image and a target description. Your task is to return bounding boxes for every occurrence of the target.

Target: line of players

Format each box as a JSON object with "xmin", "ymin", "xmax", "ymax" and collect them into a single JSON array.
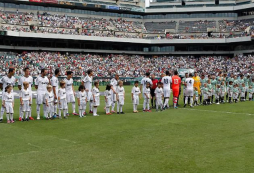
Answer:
[{"xmin": 182, "ymin": 72, "xmax": 254, "ymax": 107}]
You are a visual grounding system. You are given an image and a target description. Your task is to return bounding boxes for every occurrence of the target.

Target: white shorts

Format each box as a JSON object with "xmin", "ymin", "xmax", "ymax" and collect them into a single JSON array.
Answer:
[
  {"xmin": 156, "ymin": 97, "xmax": 163, "ymax": 105},
  {"xmin": 94, "ymin": 96, "xmax": 100, "ymax": 106},
  {"xmin": 66, "ymin": 93, "xmax": 75, "ymax": 103},
  {"xmin": 22, "ymin": 100, "xmax": 30, "ymax": 112},
  {"xmin": 36, "ymin": 92, "xmax": 45, "ymax": 105},
  {"xmin": 79, "ymin": 101, "xmax": 86, "ymax": 110},
  {"xmin": 220, "ymin": 92, "xmax": 225, "ymax": 97},
  {"xmin": 87, "ymin": 91, "xmax": 93, "ymax": 101},
  {"xmin": 163, "ymin": 89, "xmax": 171, "ymax": 98},
  {"xmin": 240, "ymin": 92, "xmax": 245, "ymax": 97},
  {"xmin": 233, "ymin": 93, "xmax": 238, "ymax": 99},
  {"xmin": 46, "ymin": 102, "xmax": 54, "ymax": 113},
  {"xmin": 105, "ymin": 98, "xmax": 112, "ymax": 107},
  {"xmin": 249, "ymin": 94, "xmax": 253, "ymax": 98},
  {"xmin": 59, "ymin": 99, "xmax": 68, "ymax": 110},
  {"xmin": 185, "ymin": 88, "xmax": 194, "ymax": 97},
  {"xmin": 228, "ymin": 91, "xmax": 233, "ymax": 97},
  {"xmin": 203, "ymin": 94, "xmax": 208, "ymax": 100},
  {"xmin": 5, "ymin": 102, "xmax": 13, "ymax": 114},
  {"xmin": 118, "ymin": 95, "xmax": 124, "ymax": 106},
  {"xmin": 212, "ymin": 89, "xmax": 216, "ymax": 95},
  {"xmin": 133, "ymin": 95, "xmax": 139, "ymax": 105},
  {"xmin": 215, "ymin": 94, "xmax": 220, "ymax": 99}
]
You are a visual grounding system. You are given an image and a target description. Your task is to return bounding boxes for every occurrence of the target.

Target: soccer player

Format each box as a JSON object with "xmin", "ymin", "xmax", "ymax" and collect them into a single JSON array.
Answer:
[
  {"xmin": 203, "ymin": 83, "xmax": 209, "ymax": 105},
  {"xmin": 105, "ymin": 84, "xmax": 112, "ymax": 115},
  {"xmin": 182, "ymin": 73, "xmax": 189, "ymax": 105},
  {"xmin": 92, "ymin": 81, "xmax": 100, "ymax": 116},
  {"xmin": 248, "ymin": 85, "xmax": 253, "ymax": 101},
  {"xmin": 228, "ymin": 81, "xmax": 233, "ymax": 103},
  {"xmin": 58, "ymin": 80, "xmax": 68, "ymax": 119},
  {"xmin": 240, "ymin": 83, "xmax": 246, "ymax": 102},
  {"xmin": 116, "ymin": 81, "xmax": 125, "ymax": 114},
  {"xmin": 194, "ymin": 87, "xmax": 199, "ymax": 106},
  {"xmin": 151, "ymin": 74, "xmax": 158, "ymax": 108},
  {"xmin": 140, "ymin": 72, "xmax": 152, "ymax": 98},
  {"xmin": 161, "ymin": 71, "xmax": 172, "ymax": 109},
  {"xmin": 19, "ymin": 81, "xmax": 31, "ymax": 121},
  {"xmin": 131, "ymin": 81, "xmax": 141, "ymax": 113},
  {"xmin": 211, "ymin": 75, "xmax": 217, "ymax": 103},
  {"xmin": 64, "ymin": 71, "xmax": 77, "ymax": 116},
  {"xmin": 35, "ymin": 69, "xmax": 49, "ymax": 120},
  {"xmin": 143, "ymin": 82, "xmax": 151, "ymax": 112},
  {"xmin": 193, "ymin": 72, "xmax": 201, "ymax": 96},
  {"xmin": 184, "ymin": 73, "xmax": 194, "ymax": 108},
  {"xmin": 110, "ymin": 74, "xmax": 119, "ymax": 113},
  {"xmin": 171, "ymin": 71, "xmax": 181, "ymax": 109},
  {"xmin": 154, "ymin": 82, "xmax": 163, "ymax": 112},
  {"xmin": 82, "ymin": 69, "xmax": 93, "ymax": 114},
  {"xmin": 200, "ymin": 74, "xmax": 207, "ymax": 104},
  {"xmin": 215, "ymin": 85, "xmax": 220, "ymax": 104},
  {"xmin": 18, "ymin": 67, "xmax": 34, "ymax": 121},
  {"xmin": 51, "ymin": 69, "xmax": 60, "ymax": 118},
  {"xmin": 2, "ymin": 85, "xmax": 14, "ymax": 123},
  {"xmin": 220, "ymin": 81, "xmax": 226, "ymax": 103},
  {"xmin": 233, "ymin": 84, "xmax": 239, "ymax": 103},
  {"xmin": 0, "ymin": 68, "xmax": 16, "ymax": 122},
  {"xmin": 44, "ymin": 85, "xmax": 54, "ymax": 120},
  {"xmin": 77, "ymin": 85, "xmax": 87, "ymax": 118}
]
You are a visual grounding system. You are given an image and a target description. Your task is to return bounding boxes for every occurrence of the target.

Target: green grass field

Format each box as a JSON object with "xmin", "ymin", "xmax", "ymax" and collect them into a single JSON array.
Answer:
[{"xmin": 0, "ymin": 85, "xmax": 254, "ymax": 173}]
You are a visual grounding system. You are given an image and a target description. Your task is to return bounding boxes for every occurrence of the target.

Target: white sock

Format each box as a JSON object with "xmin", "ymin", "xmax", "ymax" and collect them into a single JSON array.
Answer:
[
  {"xmin": 185, "ymin": 97, "xmax": 188, "ymax": 105},
  {"xmin": 93, "ymin": 107, "xmax": 97, "ymax": 115},
  {"xmin": 25, "ymin": 112, "xmax": 29, "ymax": 119},
  {"xmin": 59, "ymin": 110, "xmax": 62, "ymax": 117},
  {"xmin": 63, "ymin": 110, "xmax": 67, "ymax": 117},
  {"xmin": 36, "ymin": 104, "xmax": 40, "ymax": 117},
  {"xmin": 22, "ymin": 111, "xmax": 25, "ymax": 119},
  {"xmin": 117, "ymin": 102, "xmax": 120, "ymax": 112},
  {"xmin": 143, "ymin": 100, "xmax": 146, "ymax": 110},
  {"xmin": 120, "ymin": 105, "xmax": 123, "ymax": 112},
  {"xmin": 90, "ymin": 101, "xmax": 93, "ymax": 111},
  {"xmin": 163, "ymin": 98, "xmax": 169, "ymax": 107},
  {"xmin": 29, "ymin": 106, "xmax": 32, "ymax": 117},
  {"xmin": 147, "ymin": 102, "xmax": 150, "ymax": 110},
  {"xmin": 10, "ymin": 113, "xmax": 13, "ymax": 120},
  {"xmin": 190, "ymin": 97, "xmax": 193, "ymax": 106},
  {"xmin": 79, "ymin": 110, "xmax": 82, "ymax": 117},
  {"xmin": 6, "ymin": 113, "xmax": 10, "ymax": 121},
  {"xmin": 0, "ymin": 106, "xmax": 5, "ymax": 119},
  {"xmin": 54, "ymin": 104, "xmax": 57, "ymax": 114},
  {"xmin": 72, "ymin": 102, "xmax": 76, "ymax": 113},
  {"xmin": 133, "ymin": 104, "xmax": 136, "ymax": 111},
  {"xmin": 19, "ymin": 105, "xmax": 23, "ymax": 118}
]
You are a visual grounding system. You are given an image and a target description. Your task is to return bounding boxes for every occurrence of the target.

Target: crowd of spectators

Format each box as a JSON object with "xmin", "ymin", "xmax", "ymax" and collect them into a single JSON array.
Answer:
[
  {"xmin": 0, "ymin": 52, "xmax": 253, "ymax": 78},
  {"xmin": 1, "ymin": 10, "xmax": 254, "ymax": 39}
]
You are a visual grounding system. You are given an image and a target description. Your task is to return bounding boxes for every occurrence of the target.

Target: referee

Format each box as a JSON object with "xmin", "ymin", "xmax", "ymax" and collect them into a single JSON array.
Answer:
[{"xmin": 150, "ymin": 74, "xmax": 158, "ymax": 108}]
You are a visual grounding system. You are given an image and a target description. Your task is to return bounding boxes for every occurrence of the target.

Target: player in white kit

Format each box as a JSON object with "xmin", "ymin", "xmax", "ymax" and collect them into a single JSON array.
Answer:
[
  {"xmin": 64, "ymin": 71, "xmax": 77, "ymax": 116},
  {"xmin": 105, "ymin": 84, "xmax": 112, "ymax": 115},
  {"xmin": 0, "ymin": 68, "xmax": 16, "ymax": 122},
  {"xmin": 18, "ymin": 67, "xmax": 34, "ymax": 121},
  {"xmin": 161, "ymin": 71, "xmax": 172, "ymax": 109},
  {"xmin": 77, "ymin": 85, "xmax": 87, "ymax": 118},
  {"xmin": 82, "ymin": 69, "xmax": 93, "ymax": 114},
  {"xmin": 2, "ymin": 85, "xmax": 14, "ymax": 123},
  {"xmin": 140, "ymin": 72, "xmax": 153, "ymax": 98},
  {"xmin": 154, "ymin": 82, "xmax": 163, "ymax": 112},
  {"xmin": 19, "ymin": 81, "xmax": 32, "ymax": 121},
  {"xmin": 35, "ymin": 69, "xmax": 49, "ymax": 120},
  {"xmin": 184, "ymin": 73, "xmax": 195, "ymax": 108},
  {"xmin": 50, "ymin": 69, "xmax": 60, "ymax": 118},
  {"xmin": 92, "ymin": 81, "xmax": 100, "ymax": 116},
  {"xmin": 116, "ymin": 81, "xmax": 125, "ymax": 114},
  {"xmin": 58, "ymin": 80, "xmax": 68, "ymax": 119},
  {"xmin": 132, "ymin": 81, "xmax": 141, "ymax": 113},
  {"xmin": 110, "ymin": 74, "xmax": 119, "ymax": 113},
  {"xmin": 44, "ymin": 85, "xmax": 54, "ymax": 119}
]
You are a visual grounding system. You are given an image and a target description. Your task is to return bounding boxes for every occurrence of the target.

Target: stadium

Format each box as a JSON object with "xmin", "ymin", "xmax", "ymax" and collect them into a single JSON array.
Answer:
[{"xmin": 0, "ymin": 0, "xmax": 254, "ymax": 172}]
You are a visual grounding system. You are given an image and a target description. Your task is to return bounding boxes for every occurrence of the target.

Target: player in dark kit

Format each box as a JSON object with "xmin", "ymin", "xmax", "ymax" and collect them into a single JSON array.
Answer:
[{"xmin": 150, "ymin": 74, "xmax": 158, "ymax": 108}]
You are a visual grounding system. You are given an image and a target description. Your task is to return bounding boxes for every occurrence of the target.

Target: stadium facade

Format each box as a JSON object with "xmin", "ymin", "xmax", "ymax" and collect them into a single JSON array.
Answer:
[{"xmin": 0, "ymin": 0, "xmax": 254, "ymax": 56}]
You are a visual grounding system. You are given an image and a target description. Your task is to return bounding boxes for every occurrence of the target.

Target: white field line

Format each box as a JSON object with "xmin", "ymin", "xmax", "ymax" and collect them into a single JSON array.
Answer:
[{"xmin": 182, "ymin": 108, "xmax": 254, "ymax": 116}]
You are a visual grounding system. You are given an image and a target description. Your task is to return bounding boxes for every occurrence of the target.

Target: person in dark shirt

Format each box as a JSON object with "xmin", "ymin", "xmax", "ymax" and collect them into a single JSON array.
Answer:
[{"xmin": 151, "ymin": 74, "xmax": 158, "ymax": 108}]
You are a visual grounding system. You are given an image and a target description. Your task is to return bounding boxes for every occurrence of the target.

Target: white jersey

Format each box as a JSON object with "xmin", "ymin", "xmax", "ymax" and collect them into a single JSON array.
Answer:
[
  {"xmin": 51, "ymin": 76, "xmax": 59, "ymax": 94},
  {"xmin": 35, "ymin": 76, "xmax": 49, "ymax": 94},
  {"xmin": 140, "ymin": 77, "xmax": 152, "ymax": 92},
  {"xmin": 132, "ymin": 86, "xmax": 141, "ymax": 96},
  {"xmin": 0, "ymin": 76, "xmax": 16, "ymax": 93},
  {"xmin": 185, "ymin": 78, "xmax": 194, "ymax": 90},
  {"xmin": 83, "ymin": 75, "xmax": 93, "ymax": 92},
  {"xmin": 92, "ymin": 87, "xmax": 100, "ymax": 97},
  {"xmin": 45, "ymin": 91, "xmax": 54, "ymax": 103},
  {"xmin": 64, "ymin": 78, "xmax": 73, "ymax": 95},
  {"xmin": 161, "ymin": 76, "xmax": 172, "ymax": 89},
  {"xmin": 144, "ymin": 87, "xmax": 151, "ymax": 98},
  {"xmin": 58, "ymin": 88, "xmax": 66, "ymax": 100},
  {"xmin": 155, "ymin": 87, "xmax": 163, "ymax": 98},
  {"xmin": 3, "ymin": 92, "xmax": 14, "ymax": 102},
  {"xmin": 104, "ymin": 90, "xmax": 112, "ymax": 99},
  {"xmin": 110, "ymin": 78, "xmax": 118, "ymax": 90},
  {"xmin": 18, "ymin": 76, "xmax": 33, "ymax": 91},
  {"xmin": 116, "ymin": 86, "xmax": 125, "ymax": 96},
  {"xmin": 77, "ymin": 91, "xmax": 87, "ymax": 102},
  {"xmin": 19, "ymin": 89, "xmax": 31, "ymax": 101}
]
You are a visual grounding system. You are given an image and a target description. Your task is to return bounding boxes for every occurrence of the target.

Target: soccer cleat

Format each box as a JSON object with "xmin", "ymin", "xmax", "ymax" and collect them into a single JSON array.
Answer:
[
  {"xmin": 73, "ymin": 113, "xmax": 78, "ymax": 116},
  {"xmin": 93, "ymin": 114, "xmax": 99, "ymax": 116},
  {"xmin": 117, "ymin": 112, "xmax": 120, "ymax": 114},
  {"xmin": 37, "ymin": 116, "xmax": 40, "ymax": 120},
  {"xmin": 143, "ymin": 110, "xmax": 146, "ymax": 112},
  {"xmin": 184, "ymin": 104, "xmax": 186, "ymax": 108},
  {"xmin": 89, "ymin": 111, "xmax": 93, "ymax": 114},
  {"xmin": 216, "ymin": 103, "xmax": 220, "ymax": 105},
  {"xmin": 21, "ymin": 118, "xmax": 25, "ymax": 122},
  {"xmin": 106, "ymin": 113, "xmax": 112, "ymax": 115},
  {"xmin": 0, "ymin": 119, "xmax": 2, "ymax": 123},
  {"xmin": 25, "ymin": 118, "xmax": 29, "ymax": 121},
  {"xmin": 174, "ymin": 107, "xmax": 178, "ymax": 109},
  {"xmin": 7, "ymin": 120, "xmax": 11, "ymax": 124},
  {"xmin": 111, "ymin": 110, "xmax": 116, "ymax": 113},
  {"xmin": 66, "ymin": 113, "xmax": 70, "ymax": 116},
  {"xmin": 11, "ymin": 120, "xmax": 15, "ymax": 123},
  {"xmin": 120, "ymin": 112, "xmax": 125, "ymax": 114},
  {"xmin": 146, "ymin": 110, "xmax": 152, "ymax": 112},
  {"xmin": 133, "ymin": 111, "xmax": 138, "ymax": 113},
  {"xmin": 83, "ymin": 112, "xmax": 87, "ymax": 115},
  {"xmin": 29, "ymin": 117, "xmax": 34, "ymax": 120},
  {"xmin": 19, "ymin": 117, "xmax": 22, "ymax": 121}
]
